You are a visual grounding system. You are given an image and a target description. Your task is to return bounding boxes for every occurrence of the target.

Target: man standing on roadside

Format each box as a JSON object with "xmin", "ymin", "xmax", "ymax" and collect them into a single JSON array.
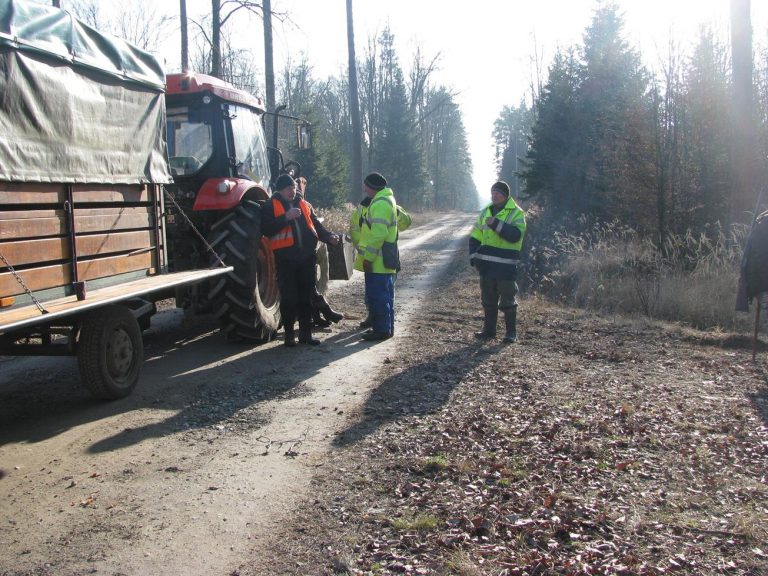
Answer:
[
  {"xmin": 358, "ymin": 172, "xmax": 399, "ymax": 341},
  {"xmin": 469, "ymin": 180, "xmax": 526, "ymax": 343}
]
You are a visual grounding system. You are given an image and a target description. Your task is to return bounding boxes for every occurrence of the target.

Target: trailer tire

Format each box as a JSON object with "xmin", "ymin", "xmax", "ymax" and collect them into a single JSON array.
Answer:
[
  {"xmin": 78, "ymin": 306, "xmax": 143, "ymax": 400},
  {"xmin": 208, "ymin": 200, "xmax": 280, "ymax": 340}
]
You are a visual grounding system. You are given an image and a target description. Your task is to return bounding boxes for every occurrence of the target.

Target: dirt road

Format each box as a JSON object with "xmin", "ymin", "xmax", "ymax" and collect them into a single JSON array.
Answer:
[{"xmin": 0, "ymin": 213, "xmax": 472, "ymax": 576}]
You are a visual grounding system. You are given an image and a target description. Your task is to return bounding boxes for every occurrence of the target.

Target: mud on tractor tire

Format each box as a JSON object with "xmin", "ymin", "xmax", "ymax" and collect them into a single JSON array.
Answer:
[{"xmin": 208, "ymin": 200, "xmax": 281, "ymax": 341}]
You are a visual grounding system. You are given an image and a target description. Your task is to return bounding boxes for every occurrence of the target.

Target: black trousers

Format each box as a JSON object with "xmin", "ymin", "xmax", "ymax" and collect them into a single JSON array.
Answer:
[{"xmin": 277, "ymin": 254, "xmax": 316, "ymax": 332}]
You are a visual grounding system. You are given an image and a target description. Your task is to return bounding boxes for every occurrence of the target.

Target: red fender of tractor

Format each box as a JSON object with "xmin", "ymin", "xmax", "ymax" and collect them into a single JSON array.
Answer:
[{"xmin": 193, "ymin": 178, "xmax": 270, "ymax": 210}]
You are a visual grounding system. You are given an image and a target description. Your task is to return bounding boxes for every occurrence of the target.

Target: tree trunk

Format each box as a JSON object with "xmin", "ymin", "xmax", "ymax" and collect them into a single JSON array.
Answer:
[
  {"xmin": 730, "ymin": 0, "xmax": 757, "ymax": 224},
  {"xmin": 180, "ymin": 0, "xmax": 189, "ymax": 73},
  {"xmin": 211, "ymin": 0, "xmax": 221, "ymax": 78},
  {"xmin": 346, "ymin": 0, "xmax": 363, "ymax": 202},
  {"xmin": 263, "ymin": 0, "xmax": 275, "ymax": 112}
]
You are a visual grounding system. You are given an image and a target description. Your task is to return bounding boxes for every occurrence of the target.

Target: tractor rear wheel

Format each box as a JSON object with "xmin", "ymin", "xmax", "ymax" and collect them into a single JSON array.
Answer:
[{"xmin": 208, "ymin": 200, "xmax": 280, "ymax": 341}]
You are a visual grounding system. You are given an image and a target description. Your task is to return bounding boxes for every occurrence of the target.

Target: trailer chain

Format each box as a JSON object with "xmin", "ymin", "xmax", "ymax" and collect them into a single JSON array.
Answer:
[
  {"xmin": 0, "ymin": 250, "xmax": 48, "ymax": 315},
  {"xmin": 162, "ymin": 187, "xmax": 228, "ymax": 269}
]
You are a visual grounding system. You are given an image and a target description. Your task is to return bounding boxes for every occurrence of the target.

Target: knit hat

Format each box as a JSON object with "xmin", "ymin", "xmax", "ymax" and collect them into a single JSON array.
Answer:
[
  {"xmin": 274, "ymin": 173, "xmax": 295, "ymax": 191},
  {"xmin": 364, "ymin": 172, "xmax": 387, "ymax": 191},
  {"xmin": 491, "ymin": 180, "xmax": 510, "ymax": 196}
]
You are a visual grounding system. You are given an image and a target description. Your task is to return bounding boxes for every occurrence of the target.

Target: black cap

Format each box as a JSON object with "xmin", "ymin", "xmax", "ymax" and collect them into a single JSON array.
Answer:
[
  {"xmin": 364, "ymin": 172, "xmax": 387, "ymax": 191},
  {"xmin": 275, "ymin": 173, "xmax": 295, "ymax": 191},
  {"xmin": 491, "ymin": 180, "xmax": 510, "ymax": 196}
]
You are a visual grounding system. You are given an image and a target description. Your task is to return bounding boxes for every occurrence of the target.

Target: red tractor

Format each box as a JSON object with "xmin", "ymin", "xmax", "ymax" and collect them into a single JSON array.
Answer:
[
  {"xmin": 163, "ymin": 72, "xmax": 315, "ymax": 341},
  {"xmin": 0, "ymin": 0, "xmax": 326, "ymax": 399}
]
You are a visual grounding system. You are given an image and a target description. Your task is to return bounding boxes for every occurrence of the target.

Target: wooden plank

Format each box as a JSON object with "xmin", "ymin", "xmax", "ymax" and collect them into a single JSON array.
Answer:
[
  {"xmin": 72, "ymin": 184, "xmax": 152, "ymax": 204},
  {"xmin": 0, "ymin": 184, "xmax": 65, "ymax": 205},
  {"xmin": 1, "ymin": 231, "xmax": 159, "ymax": 267},
  {"xmin": 76, "ymin": 230, "xmax": 155, "ymax": 256},
  {"xmin": 75, "ymin": 212, "xmax": 153, "ymax": 233},
  {"xmin": 0, "ymin": 208, "xmax": 59, "ymax": 220},
  {"xmin": 78, "ymin": 252, "xmax": 154, "ymax": 282},
  {"xmin": 0, "ymin": 263, "xmax": 70, "ymax": 296},
  {"xmin": 0, "ymin": 237, "xmax": 69, "ymax": 267},
  {"xmin": 0, "ymin": 207, "xmax": 155, "ymax": 240},
  {"xmin": 0, "ymin": 267, "xmax": 233, "ymax": 333},
  {"xmin": 0, "ymin": 215, "xmax": 66, "ymax": 239},
  {"xmin": 0, "ymin": 252, "xmax": 154, "ymax": 298}
]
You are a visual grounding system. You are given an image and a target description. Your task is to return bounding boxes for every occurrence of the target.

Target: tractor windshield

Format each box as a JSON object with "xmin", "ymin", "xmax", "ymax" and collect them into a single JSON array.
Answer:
[
  {"xmin": 166, "ymin": 107, "xmax": 213, "ymax": 176},
  {"xmin": 228, "ymin": 105, "xmax": 271, "ymax": 190}
]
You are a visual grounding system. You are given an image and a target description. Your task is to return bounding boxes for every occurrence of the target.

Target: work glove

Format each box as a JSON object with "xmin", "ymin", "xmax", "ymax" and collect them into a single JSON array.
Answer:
[{"xmin": 363, "ymin": 260, "xmax": 373, "ymax": 273}]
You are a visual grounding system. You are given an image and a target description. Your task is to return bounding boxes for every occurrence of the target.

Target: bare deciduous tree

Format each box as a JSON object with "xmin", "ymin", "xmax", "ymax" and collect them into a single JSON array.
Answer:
[{"xmin": 70, "ymin": 0, "xmax": 172, "ymax": 52}]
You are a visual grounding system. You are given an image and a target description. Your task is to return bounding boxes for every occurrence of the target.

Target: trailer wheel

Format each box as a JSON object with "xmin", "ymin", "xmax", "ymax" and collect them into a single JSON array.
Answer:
[
  {"xmin": 315, "ymin": 242, "xmax": 329, "ymax": 296},
  {"xmin": 78, "ymin": 306, "xmax": 143, "ymax": 400},
  {"xmin": 208, "ymin": 200, "xmax": 280, "ymax": 340}
]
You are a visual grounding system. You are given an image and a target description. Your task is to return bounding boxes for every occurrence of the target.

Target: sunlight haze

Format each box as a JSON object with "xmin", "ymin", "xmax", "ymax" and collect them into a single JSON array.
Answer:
[{"xmin": 159, "ymin": 1, "xmax": 767, "ymax": 201}]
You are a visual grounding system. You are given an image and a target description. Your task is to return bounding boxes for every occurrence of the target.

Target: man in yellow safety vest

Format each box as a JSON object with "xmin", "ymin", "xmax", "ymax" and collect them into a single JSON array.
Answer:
[
  {"xmin": 469, "ymin": 180, "xmax": 526, "ymax": 343},
  {"xmin": 357, "ymin": 172, "xmax": 399, "ymax": 341}
]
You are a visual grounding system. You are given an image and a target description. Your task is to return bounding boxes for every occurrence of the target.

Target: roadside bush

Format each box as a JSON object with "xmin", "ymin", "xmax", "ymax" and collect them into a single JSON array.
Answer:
[{"xmin": 521, "ymin": 207, "xmax": 752, "ymax": 331}]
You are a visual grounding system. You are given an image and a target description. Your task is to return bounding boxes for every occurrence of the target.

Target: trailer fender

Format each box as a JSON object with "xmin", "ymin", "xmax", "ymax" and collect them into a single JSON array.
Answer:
[{"xmin": 193, "ymin": 178, "xmax": 269, "ymax": 211}]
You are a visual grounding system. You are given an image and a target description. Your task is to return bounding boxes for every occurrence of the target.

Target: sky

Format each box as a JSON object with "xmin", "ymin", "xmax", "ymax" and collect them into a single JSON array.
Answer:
[{"xmin": 157, "ymin": 1, "xmax": 767, "ymax": 199}]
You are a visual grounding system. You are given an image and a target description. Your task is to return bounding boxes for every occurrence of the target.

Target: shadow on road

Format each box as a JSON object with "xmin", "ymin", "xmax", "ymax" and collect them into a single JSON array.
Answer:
[
  {"xmin": 0, "ymin": 310, "xmax": 375, "ymax": 452},
  {"xmin": 332, "ymin": 342, "xmax": 500, "ymax": 448}
]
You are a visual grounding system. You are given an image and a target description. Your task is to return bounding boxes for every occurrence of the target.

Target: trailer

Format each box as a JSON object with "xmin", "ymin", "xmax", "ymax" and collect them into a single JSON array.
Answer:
[{"xmin": 0, "ymin": 0, "xmax": 236, "ymax": 399}]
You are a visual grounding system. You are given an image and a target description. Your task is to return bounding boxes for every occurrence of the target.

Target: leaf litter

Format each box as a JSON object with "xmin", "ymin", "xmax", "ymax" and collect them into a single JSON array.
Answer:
[{"xmin": 243, "ymin": 259, "xmax": 768, "ymax": 576}]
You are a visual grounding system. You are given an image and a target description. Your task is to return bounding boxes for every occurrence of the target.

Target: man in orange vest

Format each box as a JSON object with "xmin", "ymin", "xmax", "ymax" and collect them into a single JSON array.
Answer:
[{"xmin": 262, "ymin": 174, "xmax": 340, "ymax": 347}]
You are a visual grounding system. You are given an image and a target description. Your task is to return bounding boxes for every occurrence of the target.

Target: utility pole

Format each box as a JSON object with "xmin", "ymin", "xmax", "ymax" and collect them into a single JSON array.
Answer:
[
  {"xmin": 263, "ymin": 0, "xmax": 275, "ymax": 113},
  {"xmin": 346, "ymin": 0, "xmax": 363, "ymax": 202},
  {"xmin": 180, "ymin": 0, "xmax": 188, "ymax": 72}
]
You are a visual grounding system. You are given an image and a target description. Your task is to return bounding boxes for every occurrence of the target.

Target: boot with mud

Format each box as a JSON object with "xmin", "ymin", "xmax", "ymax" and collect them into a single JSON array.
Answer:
[
  {"xmin": 359, "ymin": 310, "xmax": 373, "ymax": 329},
  {"xmin": 283, "ymin": 324, "xmax": 296, "ymax": 347},
  {"xmin": 503, "ymin": 307, "xmax": 517, "ymax": 343},
  {"xmin": 319, "ymin": 300, "xmax": 344, "ymax": 324},
  {"xmin": 475, "ymin": 307, "xmax": 497, "ymax": 339},
  {"xmin": 312, "ymin": 307, "xmax": 332, "ymax": 328},
  {"xmin": 298, "ymin": 320, "xmax": 320, "ymax": 345}
]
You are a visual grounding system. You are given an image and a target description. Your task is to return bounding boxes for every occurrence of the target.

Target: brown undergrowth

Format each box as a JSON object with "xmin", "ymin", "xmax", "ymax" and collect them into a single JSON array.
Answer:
[{"xmin": 242, "ymin": 255, "xmax": 768, "ymax": 576}]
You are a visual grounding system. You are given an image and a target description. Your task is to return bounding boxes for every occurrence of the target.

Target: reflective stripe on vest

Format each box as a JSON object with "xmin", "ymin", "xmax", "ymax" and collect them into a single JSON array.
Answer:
[
  {"xmin": 269, "ymin": 198, "xmax": 317, "ymax": 250},
  {"xmin": 470, "ymin": 199, "xmax": 525, "ymax": 268}
]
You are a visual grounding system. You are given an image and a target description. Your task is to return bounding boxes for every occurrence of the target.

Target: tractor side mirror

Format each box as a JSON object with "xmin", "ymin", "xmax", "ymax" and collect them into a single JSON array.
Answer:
[{"xmin": 297, "ymin": 123, "xmax": 311, "ymax": 150}]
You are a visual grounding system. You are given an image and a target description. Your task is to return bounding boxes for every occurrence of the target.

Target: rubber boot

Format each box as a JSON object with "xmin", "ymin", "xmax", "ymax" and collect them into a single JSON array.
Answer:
[
  {"xmin": 359, "ymin": 311, "xmax": 373, "ymax": 329},
  {"xmin": 298, "ymin": 321, "xmax": 320, "ymax": 345},
  {"xmin": 320, "ymin": 302, "xmax": 344, "ymax": 324},
  {"xmin": 474, "ymin": 307, "xmax": 497, "ymax": 339},
  {"xmin": 312, "ymin": 307, "xmax": 332, "ymax": 328},
  {"xmin": 283, "ymin": 324, "xmax": 296, "ymax": 347},
  {"xmin": 503, "ymin": 308, "xmax": 517, "ymax": 343}
]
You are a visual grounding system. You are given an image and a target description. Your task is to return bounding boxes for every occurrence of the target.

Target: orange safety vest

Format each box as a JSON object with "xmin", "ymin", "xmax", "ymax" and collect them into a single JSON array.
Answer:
[{"xmin": 269, "ymin": 198, "xmax": 317, "ymax": 250}]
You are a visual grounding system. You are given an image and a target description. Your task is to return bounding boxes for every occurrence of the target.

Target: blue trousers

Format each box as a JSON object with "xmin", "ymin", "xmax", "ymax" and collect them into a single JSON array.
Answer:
[{"xmin": 364, "ymin": 272, "xmax": 395, "ymax": 335}]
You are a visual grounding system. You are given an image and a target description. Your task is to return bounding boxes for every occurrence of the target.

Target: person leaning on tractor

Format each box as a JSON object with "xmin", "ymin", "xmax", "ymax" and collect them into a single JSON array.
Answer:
[
  {"xmin": 357, "ymin": 172, "xmax": 399, "ymax": 341},
  {"xmin": 262, "ymin": 174, "xmax": 340, "ymax": 347},
  {"xmin": 294, "ymin": 176, "xmax": 344, "ymax": 328},
  {"xmin": 469, "ymin": 180, "xmax": 526, "ymax": 343}
]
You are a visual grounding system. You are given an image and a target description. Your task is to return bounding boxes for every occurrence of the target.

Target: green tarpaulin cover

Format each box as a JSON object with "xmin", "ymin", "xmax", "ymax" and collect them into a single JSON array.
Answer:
[{"xmin": 0, "ymin": 0, "xmax": 171, "ymax": 184}]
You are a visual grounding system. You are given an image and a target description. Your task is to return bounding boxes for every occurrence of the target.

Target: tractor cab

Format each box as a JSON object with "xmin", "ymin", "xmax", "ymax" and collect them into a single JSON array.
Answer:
[{"xmin": 165, "ymin": 72, "xmax": 272, "ymax": 194}]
